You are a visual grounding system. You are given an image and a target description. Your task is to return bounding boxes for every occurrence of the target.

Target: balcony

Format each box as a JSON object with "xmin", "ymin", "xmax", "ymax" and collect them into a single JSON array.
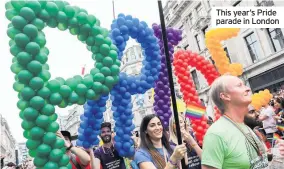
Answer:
[{"xmin": 166, "ymin": 1, "xmax": 191, "ymax": 27}]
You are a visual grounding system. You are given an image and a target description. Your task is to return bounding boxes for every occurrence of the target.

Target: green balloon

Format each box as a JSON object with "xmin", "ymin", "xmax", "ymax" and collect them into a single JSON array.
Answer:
[
  {"xmin": 35, "ymin": 52, "xmax": 48, "ymax": 64},
  {"xmin": 49, "ymin": 149, "xmax": 63, "ymax": 162},
  {"xmin": 25, "ymin": 42, "xmax": 40, "ymax": 56},
  {"xmin": 23, "ymin": 130, "xmax": 31, "ymax": 139},
  {"xmin": 34, "ymin": 35, "xmax": 46, "ymax": 48},
  {"xmin": 68, "ymin": 92, "xmax": 79, "ymax": 103},
  {"xmin": 90, "ymin": 68, "xmax": 100, "ymax": 75},
  {"xmin": 59, "ymin": 167, "xmax": 68, "ymax": 169},
  {"xmin": 43, "ymin": 64, "xmax": 49, "ymax": 70},
  {"xmin": 110, "ymin": 44, "xmax": 118, "ymax": 51},
  {"xmin": 86, "ymin": 36, "xmax": 95, "ymax": 46},
  {"xmin": 94, "ymin": 53, "xmax": 103, "ymax": 62},
  {"xmin": 29, "ymin": 149, "xmax": 36, "ymax": 157},
  {"xmin": 77, "ymin": 12, "xmax": 88, "ymax": 24},
  {"xmin": 54, "ymin": 1, "xmax": 65, "ymax": 10},
  {"xmin": 100, "ymin": 44, "xmax": 110, "ymax": 56},
  {"xmin": 10, "ymin": 62, "xmax": 24, "ymax": 74},
  {"xmin": 92, "ymin": 82, "xmax": 102, "ymax": 93},
  {"xmin": 75, "ymin": 84, "xmax": 87, "ymax": 96},
  {"xmin": 77, "ymin": 97, "xmax": 86, "ymax": 105},
  {"xmin": 101, "ymin": 85, "xmax": 110, "ymax": 95},
  {"xmin": 26, "ymin": 139, "xmax": 41, "ymax": 150},
  {"xmin": 46, "ymin": 122, "xmax": 59, "ymax": 133},
  {"xmin": 91, "ymin": 25, "xmax": 101, "ymax": 36},
  {"xmin": 65, "ymin": 78, "xmax": 78, "ymax": 90},
  {"xmin": 43, "ymin": 132, "xmax": 57, "ymax": 145},
  {"xmin": 34, "ymin": 156, "xmax": 48, "ymax": 167},
  {"xmin": 105, "ymin": 76, "xmax": 115, "ymax": 88},
  {"xmin": 30, "ymin": 96, "xmax": 45, "ymax": 110},
  {"xmin": 29, "ymin": 77, "xmax": 44, "ymax": 90},
  {"xmin": 37, "ymin": 144, "xmax": 52, "ymax": 157},
  {"xmin": 21, "ymin": 120, "xmax": 36, "ymax": 130},
  {"xmin": 115, "ymin": 59, "xmax": 121, "ymax": 67},
  {"xmin": 58, "ymin": 23, "xmax": 68, "ymax": 31},
  {"xmin": 7, "ymin": 27, "xmax": 20, "ymax": 39},
  {"xmin": 87, "ymin": 14, "xmax": 97, "ymax": 25},
  {"xmin": 100, "ymin": 67, "xmax": 111, "ymax": 76},
  {"xmin": 67, "ymin": 162, "xmax": 72, "ymax": 169},
  {"xmin": 68, "ymin": 17, "xmax": 78, "ymax": 26},
  {"xmin": 23, "ymin": 24, "xmax": 38, "ymax": 38},
  {"xmin": 39, "ymin": 9, "xmax": 50, "ymax": 21},
  {"xmin": 49, "ymin": 113, "xmax": 58, "ymax": 122},
  {"xmin": 41, "ymin": 47, "xmax": 49, "ymax": 55},
  {"xmin": 57, "ymin": 11, "xmax": 67, "ymax": 23},
  {"xmin": 10, "ymin": 44, "xmax": 23, "ymax": 56},
  {"xmin": 11, "ymin": 1, "xmax": 26, "ymax": 11},
  {"xmin": 91, "ymin": 45, "xmax": 99, "ymax": 53},
  {"xmin": 95, "ymin": 62, "xmax": 103, "ymax": 70},
  {"xmin": 17, "ymin": 70, "xmax": 33, "ymax": 84},
  {"xmin": 50, "ymin": 93, "xmax": 63, "ymax": 105},
  {"xmin": 25, "ymin": 1, "xmax": 42, "ymax": 15},
  {"xmin": 58, "ymin": 154, "xmax": 69, "ymax": 166},
  {"xmin": 27, "ymin": 60, "xmax": 42, "ymax": 74},
  {"xmin": 47, "ymin": 18, "xmax": 58, "ymax": 28},
  {"xmin": 30, "ymin": 127, "xmax": 45, "ymax": 140},
  {"xmin": 110, "ymin": 65, "xmax": 120, "ymax": 75},
  {"xmin": 17, "ymin": 51, "xmax": 32, "ymax": 65},
  {"xmin": 59, "ymin": 85, "xmax": 71, "ymax": 98},
  {"xmin": 104, "ymin": 37, "xmax": 112, "ymax": 46},
  {"xmin": 44, "ymin": 162, "xmax": 59, "ymax": 169},
  {"xmin": 31, "ymin": 18, "xmax": 45, "ymax": 31},
  {"xmin": 55, "ymin": 77, "xmax": 65, "ymax": 86},
  {"xmin": 53, "ymin": 138, "xmax": 64, "ymax": 149},
  {"xmin": 77, "ymin": 33, "xmax": 88, "ymax": 41},
  {"xmin": 63, "ymin": 5, "xmax": 75, "ymax": 18},
  {"xmin": 20, "ymin": 7, "xmax": 36, "ymax": 22},
  {"xmin": 41, "ymin": 104, "xmax": 55, "ymax": 116},
  {"xmin": 80, "ymin": 24, "xmax": 91, "ymax": 34},
  {"xmin": 37, "ymin": 87, "xmax": 51, "ymax": 99},
  {"xmin": 95, "ymin": 34, "xmax": 104, "ymax": 46},
  {"xmin": 86, "ymin": 89, "xmax": 95, "ymax": 99},
  {"xmin": 69, "ymin": 26, "xmax": 80, "ymax": 35},
  {"xmin": 47, "ymin": 79, "xmax": 60, "ymax": 92},
  {"xmin": 58, "ymin": 99, "xmax": 68, "ymax": 108},
  {"xmin": 113, "ymin": 75, "xmax": 119, "ymax": 84},
  {"xmin": 82, "ymin": 76, "xmax": 93, "ymax": 88},
  {"xmin": 9, "ymin": 40, "xmax": 15, "ymax": 47},
  {"xmin": 38, "ymin": 70, "xmax": 51, "ymax": 82},
  {"xmin": 21, "ymin": 87, "xmax": 36, "ymax": 101},
  {"xmin": 5, "ymin": 1, "xmax": 13, "ymax": 10},
  {"xmin": 45, "ymin": 2, "xmax": 59, "ymax": 16},
  {"xmin": 17, "ymin": 100, "xmax": 29, "ymax": 110},
  {"xmin": 12, "ymin": 16, "xmax": 27, "ymax": 30},
  {"xmin": 93, "ymin": 73, "xmax": 105, "ymax": 83},
  {"xmin": 13, "ymin": 82, "xmax": 24, "ymax": 92},
  {"xmin": 14, "ymin": 33, "xmax": 30, "ymax": 48},
  {"xmin": 36, "ymin": 115, "xmax": 50, "ymax": 128}
]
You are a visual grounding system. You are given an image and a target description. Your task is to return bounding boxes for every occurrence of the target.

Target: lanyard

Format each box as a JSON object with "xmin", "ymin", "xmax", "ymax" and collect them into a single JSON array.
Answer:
[{"xmin": 223, "ymin": 115, "xmax": 262, "ymax": 156}]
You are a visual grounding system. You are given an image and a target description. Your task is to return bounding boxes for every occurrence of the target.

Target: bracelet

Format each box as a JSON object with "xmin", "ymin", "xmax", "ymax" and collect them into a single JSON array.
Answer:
[
  {"xmin": 190, "ymin": 143, "xmax": 197, "ymax": 147},
  {"xmin": 66, "ymin": 144, "xmax": 73, "ymax": 151},
  {"xmin": 169, "ymin": 159, "xmax": 178, "ymax": 167}
]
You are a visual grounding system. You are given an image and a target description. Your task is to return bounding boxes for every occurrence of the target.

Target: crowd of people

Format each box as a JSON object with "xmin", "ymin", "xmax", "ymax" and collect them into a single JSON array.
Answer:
[{"xmin": 2, "ymin": 75, "xmax": 284, "ymax": 169}]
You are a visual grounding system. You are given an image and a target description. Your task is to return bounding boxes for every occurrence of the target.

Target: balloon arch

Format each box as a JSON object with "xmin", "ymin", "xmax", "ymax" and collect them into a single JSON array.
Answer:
[{"xmin": 6, "ymin": 0, "xmax": 270, "ymax": 168}]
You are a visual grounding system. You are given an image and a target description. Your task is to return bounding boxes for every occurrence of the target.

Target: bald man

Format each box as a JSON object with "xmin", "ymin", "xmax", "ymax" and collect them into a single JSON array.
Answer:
[{"xmin": 201, "ymin": 75, "xmax": 269, "ymax": 169}]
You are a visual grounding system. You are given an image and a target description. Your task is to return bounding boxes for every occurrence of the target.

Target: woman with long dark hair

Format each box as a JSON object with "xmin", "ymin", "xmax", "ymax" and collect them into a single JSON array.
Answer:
[{"xmin": 134, "ymin": 114, "xmax": 187, "ymax": 169}]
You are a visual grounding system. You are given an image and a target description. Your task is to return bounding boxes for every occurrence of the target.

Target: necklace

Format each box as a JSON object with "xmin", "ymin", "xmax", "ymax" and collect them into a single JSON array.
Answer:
[
  {"xmin": 102, "ymin": 145, "xmax": 115, "ymax": 157},
  {"xmin": 223, "ymin": 115, "xmax": 262, "ymax": 157}
]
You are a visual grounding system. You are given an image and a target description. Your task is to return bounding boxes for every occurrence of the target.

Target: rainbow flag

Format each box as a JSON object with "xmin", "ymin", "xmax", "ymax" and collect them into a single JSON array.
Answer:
[
  {"xmin": 273, "ymin": 133, "xmax": 281, "ymax": 140},
  {"xmin": 277, "ymin": 123, "xmax": 284, "ymax": 132},
  {"xmin": 185, "ymin": 103, "xmax": 206, "ymax": 120}
]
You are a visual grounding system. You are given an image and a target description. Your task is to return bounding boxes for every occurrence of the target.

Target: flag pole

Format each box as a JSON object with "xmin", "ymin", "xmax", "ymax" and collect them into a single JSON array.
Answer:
[
  {"xmin": 157, "ymin": 1, "xmax": 187, "ymax": 169},
  {"xmin": 112, "ymin": 0, "xmax": 116, "ymax": 20}
]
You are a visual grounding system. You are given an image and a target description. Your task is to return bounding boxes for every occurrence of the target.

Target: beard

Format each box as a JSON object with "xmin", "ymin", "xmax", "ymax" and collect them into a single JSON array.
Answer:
[
  {"xmin": 244, "ymin": 116, "xmax": 262, "ymax": 129},
  {"xmin": 101, "ymin": 135, "xmax": 112, "ymax": 143}
]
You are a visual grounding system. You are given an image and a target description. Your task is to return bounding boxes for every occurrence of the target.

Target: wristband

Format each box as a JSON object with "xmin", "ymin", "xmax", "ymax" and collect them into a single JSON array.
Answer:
[
  {"xmin": 169, "ymin": 159, "xmax": 178, "ymax": 166},
  {"xmin": 66, "ymin": 144, "xmax": 73, "ymax": 151}
]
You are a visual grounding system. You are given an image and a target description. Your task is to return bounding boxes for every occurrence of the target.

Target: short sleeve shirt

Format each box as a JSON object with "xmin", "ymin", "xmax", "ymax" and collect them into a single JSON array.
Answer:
[{"xmin": 94, "ymin": 146, "xmax": 126, "ymax": 169}]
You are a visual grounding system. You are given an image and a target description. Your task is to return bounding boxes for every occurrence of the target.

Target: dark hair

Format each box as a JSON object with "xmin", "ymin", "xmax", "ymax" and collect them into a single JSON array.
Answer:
[
  {"xmin": 139, "ymin": 114, "xmax": 173, "ymax": 168},
  {"xmin": 61, "ymin": 131, "xmax": 71, "ymax": 141},
  {"xmin": 275, "ymin": 97, "xmax": 284, "ymax": 109},
  {"xmin": 7, "ymin": 162, "xmax": 16, "ymax": 167},
  {"xmin": 101, "ymin": 122, "xmax": 112, "ymax": 130}
]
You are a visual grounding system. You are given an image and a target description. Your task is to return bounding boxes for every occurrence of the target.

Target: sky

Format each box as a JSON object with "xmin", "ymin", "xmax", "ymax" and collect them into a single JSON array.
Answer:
[{"xmin": 0, "ymin": 0, "xmax": 165, "ymax": 143}]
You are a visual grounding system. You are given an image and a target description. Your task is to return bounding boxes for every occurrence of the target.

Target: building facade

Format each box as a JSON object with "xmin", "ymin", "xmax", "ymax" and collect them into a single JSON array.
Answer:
[
  {"xmin": 0, "ymin": 114, "xmax": 16, "ymax": 165},
  {"xmin": 58, "ymin": 105, "xmax": 84, "ymax": 137},
  {"xmin": 163, "ymin": 0, "xmax": 284, "ymax": 117},
  {"xmin": 17, "ymin": 142, "xmax": 28, "ymax": 165}
]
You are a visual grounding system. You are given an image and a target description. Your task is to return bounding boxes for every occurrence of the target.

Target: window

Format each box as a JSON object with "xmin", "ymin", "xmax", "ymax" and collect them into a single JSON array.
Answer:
[
  {"xmin": 224, "ymin": 47, "xmax": 231, "ymax": 63},
  {"xmin": 244, "ymin": 32, "xmax": 261, "ymax": 63},
  {"xmin": 233, "ymin": 0, "xmax": 242, "ymax": 6},
  {"xmin": 196, "ymin": 4, "xmax": 205, "ymax": 17},
  {"xmin": 195, "ymin": 34, "xmax": 203, "ymax": 51},
  {"xmin": 267, "ymin": 28, "xmax": 284, "ymax": 52},
  {"xmin": 173, "ymin": 4, "xmax": 178, "ymax": 10},
  {"xmin": 188, "ymin": 14, "xmax": 195, "ymax": 25},
  {"xmin": 202, "ymin": 26, "xmax": 209, "ymax": 36},
  {"xmin": 126, "ymin": 57, "xmax": 128, "ymax": 62},
  {"xmin": 191, "ymin": 70, "xmax": 200, "ymax": 90},
  {"xmin": 179, "ymin": 24, "xmax": 184, "ymax": 30}
]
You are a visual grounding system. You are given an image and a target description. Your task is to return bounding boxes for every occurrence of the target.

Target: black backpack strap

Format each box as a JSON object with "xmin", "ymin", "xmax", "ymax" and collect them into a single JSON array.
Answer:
[{"xmin": 70, "ymin": 154, "xmax": 82, "ymax": 169}]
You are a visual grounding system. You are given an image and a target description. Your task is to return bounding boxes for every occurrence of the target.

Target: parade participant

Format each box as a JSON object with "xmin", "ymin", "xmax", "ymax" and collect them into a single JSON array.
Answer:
[
  {"xmin": 202, "ymin": 75, "xmax": 269, "ymax": 169},
  {"xmin": 169, "ymin": 113, "xmax": 202, "ymax": 169},
  {"xmin": 134, "ymin": 114, "xmax": 187, "ymax": 169},
  {"xmin": 57, "ymin": 131, "xmax": 91, "ymax": 169},
  {"xmin": 94, "ymin": 122, "xmax": 126, "ymax": 169},
  {"xmin": 278, "ymin": 139, "xmax": 284, "ymax": 155}
]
